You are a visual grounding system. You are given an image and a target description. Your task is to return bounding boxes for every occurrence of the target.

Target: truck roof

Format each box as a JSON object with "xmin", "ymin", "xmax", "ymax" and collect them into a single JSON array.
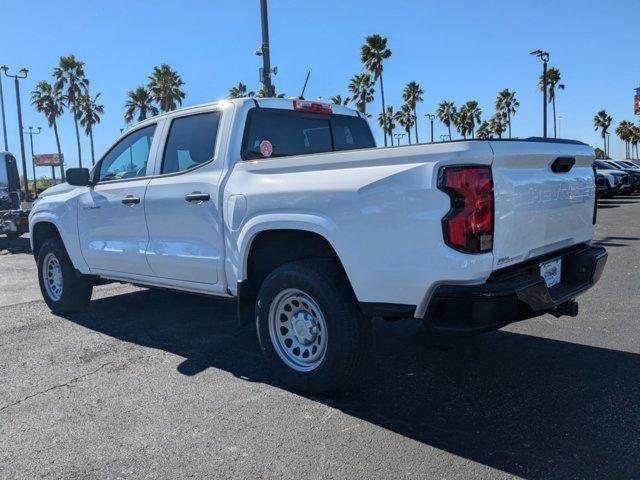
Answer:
[{"xmin": 124, "ymin": 97, "xmax": 361, "ymax": 132}]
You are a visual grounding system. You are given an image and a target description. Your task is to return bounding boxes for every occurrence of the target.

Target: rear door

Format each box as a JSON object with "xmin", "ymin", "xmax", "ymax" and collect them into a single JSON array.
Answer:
[
  {"xmin": 143, "ymin": 110, "xmax": 225, "ymax": 286},
  {"xmin": 490, "ymin": 140, "xmax": 595, "ymax": 269}
]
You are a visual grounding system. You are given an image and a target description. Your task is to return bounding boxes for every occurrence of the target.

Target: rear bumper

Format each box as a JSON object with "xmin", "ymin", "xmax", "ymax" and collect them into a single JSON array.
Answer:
[{"xmin": 423, "ymin": 244, "xmax": 607, "ymax": 333}]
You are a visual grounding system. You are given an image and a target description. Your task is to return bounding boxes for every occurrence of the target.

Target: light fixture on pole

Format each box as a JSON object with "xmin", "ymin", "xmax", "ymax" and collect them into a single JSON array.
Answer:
[
  {"xmin": 530, "ymin": 50, "xmax": 549, "ymax": 138},
  {"xmin": 4, "ymin": 67, "xmax": 30, "ymax": 200},
  {"xmin": 393, "ymin": 133, "xmax": 406, "ymax": 145},
  {"xmin": 23, "ymin": 126, "xmax": 42, "ymax": 197},
  {"xmin": 425, "ymin": 114, "xmax": 435, "ymax": 142}
]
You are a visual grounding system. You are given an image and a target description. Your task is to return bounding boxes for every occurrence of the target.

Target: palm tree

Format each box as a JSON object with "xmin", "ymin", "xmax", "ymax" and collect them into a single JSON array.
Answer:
[
  {"xmin": 460, "ymin": 101, "xmax": 482, "ymax": 139},
  {"xmin": 539, "ymin": 67, "xmax": 564, "ymax": 138},
  {"xmin": 630, "ymin": 125, "xmax": 640, "ymax": 159},
  {"xmin": 476, "ymin": 121, "xmax": 493, "ymax": 140},
  {"xmin": 228, "ymin": 82, "xmax": 254, "ymax": 99},
  {"xmin": 394, "ymin": 104, "xmax": 415, "ymax": 144},
  {"xmin": 347, "ymin": 73, "xmax": 374, "ymax": 115},
  {"xmin": 616, "ymin": 120, "xmax": 634, "ymax": 158},
  {"xmin": 378, "ymin": 106, "xmax": 396, "ymax": 146},
  {"xmin": 495, "ymin": 89, "xmax": 519, "ymax": 139},
  {"xmin": 148, "ymin": 63, "xmax": 185, "ymax": 112},
  {"xmin": 255, "ymin": 84, "xmax": 286, "ymax": 98},
  {"xmin": 489, "ymin": 113, "xmax": 508, "ymax": 139},
  {"xmin": 452, "ymin": 109, "xmax": 467, "ymax": 139},
  {"xmin": 124, "ymin": 86, "xmax": 158, "ymax": 124},
  {"xmin": 31, "ymin": 81, "xmax": 66, "ymax": 180},
  {"xmin": 436, "ymin": 101, "xmax": 456, "ymax": 140},
  {"xmin": 360, "ymin": 34, "xmax": 392, "ymax": 146},
  {"xmin": 402, "ymin": 81, "xmax": 424, "ymax": 143},
  {"xmin": 77, "ymin": 92, "xmax": 104, "ymax": 166},
  {"xmin": 593, "ymin": 110, "xmax": 612, "ymax": 154},
  {"xmin": 330, "ymin": 94, "xmax": 347, "ymax": 105},
  {"xmin": 53, "ymin": 54, "xmax": 89, "ymax": 168}
]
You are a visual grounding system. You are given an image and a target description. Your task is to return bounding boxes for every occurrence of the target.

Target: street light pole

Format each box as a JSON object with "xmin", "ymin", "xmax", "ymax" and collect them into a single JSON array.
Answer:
[
  {"xmin": 530, "ymin": 50, "xmax": 549, "ymax": 138},
  {"xmin": 0, "ymin": 66, "xmax": 8, "ymax": 151},
  {"xmin": 258, "ymin": 0, "xmax": 274, "ymax": 97},
  {"xmin": 440, "ymin": 134, "xmax": 451, "ymax": 142},
  {"xmin": 4, "ymin": 67, "xmax": 29, "ymax": 200},
  {"xmin": 425, "ymin": 114, "xmax": 435, "ymax": 142},
  {"xmin": 23, "ymin": 126, "xmax": 42, "ymax": 197}
]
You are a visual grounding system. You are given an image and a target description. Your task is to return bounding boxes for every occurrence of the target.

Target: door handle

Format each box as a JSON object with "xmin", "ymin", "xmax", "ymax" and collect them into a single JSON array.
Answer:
[
  {"xmin": 121, "ymin": 195, "xmax": 141, "ymax": 205},
  {"xmin": 185, "ymin": 192, "xmax": 211, "ymax": 203}
]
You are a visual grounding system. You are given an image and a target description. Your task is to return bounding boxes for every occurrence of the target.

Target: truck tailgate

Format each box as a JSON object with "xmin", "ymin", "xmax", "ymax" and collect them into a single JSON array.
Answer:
[{"xmin": 490, "ymin": 140, "xmax": 595, "ymax": 270}]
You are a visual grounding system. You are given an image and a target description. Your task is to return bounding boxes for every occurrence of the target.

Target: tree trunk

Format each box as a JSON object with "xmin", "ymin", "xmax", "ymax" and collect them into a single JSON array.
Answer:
[
  {"xmin": 552, "ymin": 96, "xmax": 557, "ymax": 138},
  {"xmin": 407, "ymin": 128, "xmax": 411, "ymax": 145},
  {"xmin": 89, "ymin": 127, "xmax": 95, "ymax": 166},
  {"xmin": 447, "ymin": 123, "xmax": 451, "ymax": 141},
  {"xmin": 389, "ymin": 126, "xmax": 394, "ymax": 146},
  {"xmin": 73, "ymin": 109, "xmax": 83, "ymax": 168},
  {"xmin": 379, "ymin": 73, "xmax": 387, "ymax": 147},
  {"xmin": 53, "ymin": 121, "xmax": 65, "ymax": 181},
  {"xmin": 413, "ymin": 107, "xmax": 419, "ymax": 143},
  {"xmin": 508, "ymin": 111, "xmax": 512, "ymax": 139}
]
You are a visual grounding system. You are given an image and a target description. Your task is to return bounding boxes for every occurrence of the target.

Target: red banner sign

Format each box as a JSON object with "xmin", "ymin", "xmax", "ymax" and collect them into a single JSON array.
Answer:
[
  {"xmin": 635, "ymin": 95, "xmax": 640, "ymax": 115},
  {"xmin": 33, "ymin": 153, "xmax": 63, "ymax": 166}
]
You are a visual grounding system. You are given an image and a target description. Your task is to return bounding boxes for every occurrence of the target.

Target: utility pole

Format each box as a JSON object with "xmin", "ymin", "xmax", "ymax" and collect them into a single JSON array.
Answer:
[
  {"xmin": 23, "ymin": 126, "xmax": 42, "ymax": 197},
  {"xmin": 4, "ymin": 67, "xmax": 29, "ymax": 200},
  {"xmin": 425, "ymin": 114, "xmax": 435, "ymax": 142},
  {"xmin": 0, "ymin": 66, "xmax": 8, "ymax": 151},
  {"xmin": 530, "ymin": 50, "xmax": 549, "ymax": 138},
  {"xmin": 258, "ymin": 0, "xmax": 275, "ymax": 97}
]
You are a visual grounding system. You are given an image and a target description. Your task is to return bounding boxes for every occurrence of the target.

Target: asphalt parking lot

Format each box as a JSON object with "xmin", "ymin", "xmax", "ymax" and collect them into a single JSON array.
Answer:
[{"xmin": 1, "ymin": 195, "xmax": 639, "ymax": 480}]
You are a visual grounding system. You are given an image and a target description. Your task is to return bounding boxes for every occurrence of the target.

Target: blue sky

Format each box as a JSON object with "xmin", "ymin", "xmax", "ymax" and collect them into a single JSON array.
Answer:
[{"xmin": 2, "ymin": 0, "xmax": 639, "ymax": 177}]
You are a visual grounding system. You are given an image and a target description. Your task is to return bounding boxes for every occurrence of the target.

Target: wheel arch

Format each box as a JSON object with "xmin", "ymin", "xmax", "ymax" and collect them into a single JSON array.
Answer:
[{"xmin": 236, "ymin": 222, "xmax": 356, "ymax": 325}]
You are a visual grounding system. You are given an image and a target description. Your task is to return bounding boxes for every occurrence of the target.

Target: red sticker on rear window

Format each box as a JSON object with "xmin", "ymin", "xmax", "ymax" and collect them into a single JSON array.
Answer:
[{"xmin": 259, "ymin": 140, "xmax": 273, "ymax": 158}]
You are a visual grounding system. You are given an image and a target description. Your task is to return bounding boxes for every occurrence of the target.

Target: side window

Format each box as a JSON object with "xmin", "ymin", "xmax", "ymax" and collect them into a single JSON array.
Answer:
[
  {"xmin": 161, "ymin": 112, "xmax": 221, "ymax": 174},
  {"xmin": 331, "ymin": 115, "xmax": 376, "ymax": 151},
  {"xmin": 242, "ymin": 110, "xmax": 332, "ymax": 160},
  {"xmin": 99, "ymin": 125, "xmax": 156, "ymax": 182}
]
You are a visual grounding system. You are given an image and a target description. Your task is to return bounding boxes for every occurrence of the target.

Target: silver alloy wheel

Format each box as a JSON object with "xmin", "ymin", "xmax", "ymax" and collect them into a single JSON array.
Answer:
[
  {"xmin": 268, "ymin": 288, "xmax": 328, "ymax": 372},
  {"xmin": 42, "ymin": 252, "xmax": 63, "ymax": 301}
]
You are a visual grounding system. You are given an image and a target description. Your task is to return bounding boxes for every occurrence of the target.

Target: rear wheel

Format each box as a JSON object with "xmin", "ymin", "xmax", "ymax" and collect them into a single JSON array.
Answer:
[
  {"xmin": 37, "ymin": 237, "xmax": 93, "ymax": 313},
  {"xmin": 256, "ymin": 259, "xmax": 371, "ymax": 394}
]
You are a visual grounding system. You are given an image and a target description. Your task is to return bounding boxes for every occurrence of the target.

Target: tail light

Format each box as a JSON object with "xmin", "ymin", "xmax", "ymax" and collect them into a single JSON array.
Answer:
[
  {"xmin": 438, "ymin": 165, "xmax": 494, "ymax": 253},
  {"xmin": 293, "ymin": 99, "xmax": 332, "ymax": 114}
]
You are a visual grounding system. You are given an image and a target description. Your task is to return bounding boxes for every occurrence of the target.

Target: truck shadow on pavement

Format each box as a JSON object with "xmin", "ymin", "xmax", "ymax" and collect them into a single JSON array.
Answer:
[{"xmin": 65, "ymin": 289, "xmax": 640, "ymax": 480}]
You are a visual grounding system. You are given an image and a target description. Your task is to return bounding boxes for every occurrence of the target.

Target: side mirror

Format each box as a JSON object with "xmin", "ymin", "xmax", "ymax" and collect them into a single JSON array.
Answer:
[{"xmin": 66, "ymin": 168, "xmax": 91, "ymax": 186}]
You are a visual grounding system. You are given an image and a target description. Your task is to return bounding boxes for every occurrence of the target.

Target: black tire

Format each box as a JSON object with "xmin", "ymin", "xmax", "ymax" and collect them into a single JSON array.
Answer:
[
  {"xmin": 37, "ymin": 237, "xmax": 93, "ymax": 314},
  {"xmin": 256, "ymin": 259, "xmax": 371, "ymax": 394}
]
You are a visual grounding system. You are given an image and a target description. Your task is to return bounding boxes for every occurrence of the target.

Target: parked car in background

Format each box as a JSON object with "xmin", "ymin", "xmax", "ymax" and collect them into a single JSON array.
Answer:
[
  {"xmin": 595, "ymin": 174, "xmax": 609, "ymax": 198},
  {"xmin": 616, "ymin": 160, "xmax": 640, "ymax": 170},
  {"xmin": 594, "ymin": 160, "xmax": 632, "ymax": 197},
  {"xmin": 600, "ymin": 160, "xmax": 640, "ymax": 192},
  {"xmin": 0, "ymin": 152, "xmax": 30, "ymax": 239}
]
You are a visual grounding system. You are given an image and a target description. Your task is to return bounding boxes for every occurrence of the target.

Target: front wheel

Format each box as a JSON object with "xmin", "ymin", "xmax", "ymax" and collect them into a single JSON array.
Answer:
[
  {"xmin": 256, "ymin": 260, "xmax": 371, "ymax": 394},
  {"xmin": 37, "ymin": 237, "xmax": 93, "ymax": 314}
]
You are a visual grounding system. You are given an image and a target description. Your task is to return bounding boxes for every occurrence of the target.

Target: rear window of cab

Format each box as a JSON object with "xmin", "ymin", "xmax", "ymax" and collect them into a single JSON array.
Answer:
[{"xmin": 241, "ymin": 108, "xmax": 375, "ymax": 160}]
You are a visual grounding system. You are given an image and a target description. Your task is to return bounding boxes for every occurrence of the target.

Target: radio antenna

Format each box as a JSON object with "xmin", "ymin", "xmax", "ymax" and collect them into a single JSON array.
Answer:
[{"xmin": 299, "ymin": 70, "xmax": 311, "ymax": 99}]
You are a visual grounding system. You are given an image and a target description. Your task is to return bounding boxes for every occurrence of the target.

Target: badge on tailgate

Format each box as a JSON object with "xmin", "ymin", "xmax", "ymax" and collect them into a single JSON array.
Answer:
[{"xmin": 540, "ymin": 258, "xmax": 562, "ymax": 288}]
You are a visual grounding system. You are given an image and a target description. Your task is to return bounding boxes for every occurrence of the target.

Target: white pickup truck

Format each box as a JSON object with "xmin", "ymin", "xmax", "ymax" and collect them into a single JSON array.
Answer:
[{"xmin": 30, "ymin": 98, "xmax": 607, "ymax": 393}]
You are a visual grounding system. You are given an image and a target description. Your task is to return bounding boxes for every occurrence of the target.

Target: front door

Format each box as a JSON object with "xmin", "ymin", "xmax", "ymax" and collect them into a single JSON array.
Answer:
[
  {"xmin": 78, "ymin": 124, "xmax": 158, "ymax": 276},
  {"xmin": 144, "ymin": 111, "xmax": 224, "ymax": 286}
]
